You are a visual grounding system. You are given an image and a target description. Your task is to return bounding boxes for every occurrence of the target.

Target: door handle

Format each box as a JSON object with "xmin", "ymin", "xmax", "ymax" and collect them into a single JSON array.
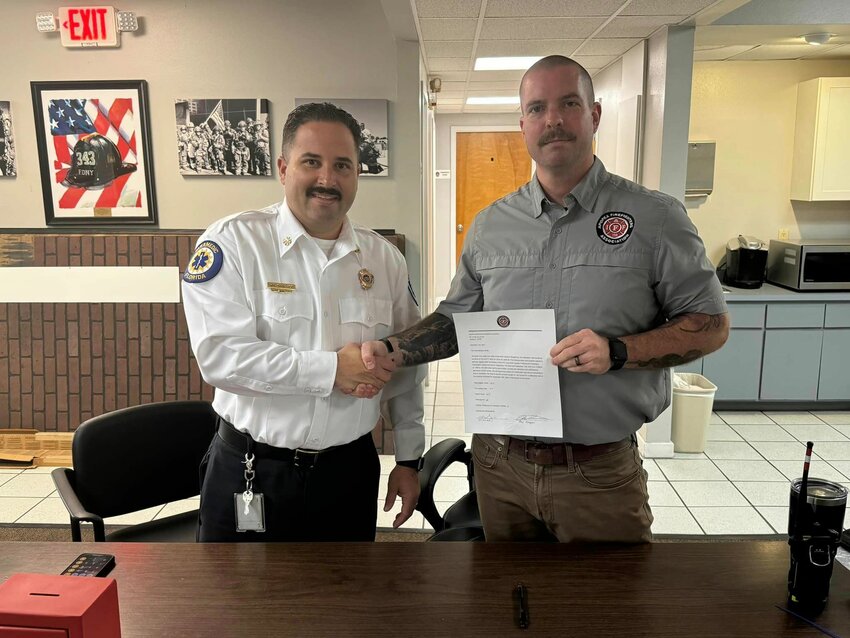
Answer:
[{"xmin": 457, "ymin": 224, "xmax": 464, "ymax": 233}]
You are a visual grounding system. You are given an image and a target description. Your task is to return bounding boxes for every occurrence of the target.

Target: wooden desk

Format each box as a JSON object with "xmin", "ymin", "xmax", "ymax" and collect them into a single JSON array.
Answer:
[{"xmin": 1, "ymin": 542, "xmax": 848, "ymax": 636}]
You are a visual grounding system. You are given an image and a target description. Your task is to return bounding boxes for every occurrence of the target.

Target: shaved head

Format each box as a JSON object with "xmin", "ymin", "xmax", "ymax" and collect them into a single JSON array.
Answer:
[{"xmin": 520, "ymin": 55, "xmax": 595, "ymax": 111}]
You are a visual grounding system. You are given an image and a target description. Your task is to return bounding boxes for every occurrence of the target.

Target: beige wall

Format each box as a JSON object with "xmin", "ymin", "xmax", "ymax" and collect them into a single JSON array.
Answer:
[
  {"xmin": 0, "ymin": 0, "xmax": 422, "ymax": 287},
  {"xmin": 688, "ymin": 59, "xmax": 850, "ymax": 264}
]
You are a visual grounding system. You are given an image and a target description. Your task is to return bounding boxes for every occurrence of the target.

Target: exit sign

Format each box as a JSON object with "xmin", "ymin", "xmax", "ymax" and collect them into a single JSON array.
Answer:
[{"xmin": 58, "ymin": 6, "xmax": 118, "ymax": 47}]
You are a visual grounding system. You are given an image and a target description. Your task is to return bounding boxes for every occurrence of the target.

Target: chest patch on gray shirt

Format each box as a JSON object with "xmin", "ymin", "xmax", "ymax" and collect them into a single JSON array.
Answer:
[{"xmin": 596, "ymin": 212, "xmax": 635, "ymax": 245}]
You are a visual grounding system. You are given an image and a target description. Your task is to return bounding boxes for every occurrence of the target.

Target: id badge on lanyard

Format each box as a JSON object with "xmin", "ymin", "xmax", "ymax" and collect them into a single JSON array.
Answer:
[{"xmin": 234, "ymin": 452, "xmax": 265, "ymax": 532}]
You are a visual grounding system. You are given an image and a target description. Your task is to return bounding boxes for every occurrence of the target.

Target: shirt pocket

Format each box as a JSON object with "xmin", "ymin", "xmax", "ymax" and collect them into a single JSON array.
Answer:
[
  {"xmin": 252, "ymin": 290, "xmax": 314, "ymax": 347},
  {"xmin": 339, "ymin": 297, "xmax": 393, "ymax": 344},
  {"xmin": 476, "ymin": 254, "xmax": 539, "ymax": 310},
  {"xmin": 562, "ymin": 250, "xmax": 655, "ymax": 333}
]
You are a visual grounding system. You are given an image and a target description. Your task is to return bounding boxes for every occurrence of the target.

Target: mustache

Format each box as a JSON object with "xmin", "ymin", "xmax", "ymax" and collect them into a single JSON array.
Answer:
[
  {"xmin": 308, "ymin": 187, "xmax": 341, "ymax": 199},
  {"xmin": 538, "ymin": 130, "xmax": 574, "ymax": 147}
]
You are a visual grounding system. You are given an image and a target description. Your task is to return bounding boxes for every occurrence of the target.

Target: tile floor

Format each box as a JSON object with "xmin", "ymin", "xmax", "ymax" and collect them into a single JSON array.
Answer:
[{"xmin": 2, "ymin": 355, "xmax": 849, "ymax": 538}]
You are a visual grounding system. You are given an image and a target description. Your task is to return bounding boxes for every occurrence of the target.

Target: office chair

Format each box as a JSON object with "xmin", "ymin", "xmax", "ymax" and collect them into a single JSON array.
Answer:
[
  {"xmin": 416, "ymin": 438, "xmax": 484, "ymax": 541},
  {"xmin": 52, "ymin": 401, "xmax": 217, "ymax": 542}
]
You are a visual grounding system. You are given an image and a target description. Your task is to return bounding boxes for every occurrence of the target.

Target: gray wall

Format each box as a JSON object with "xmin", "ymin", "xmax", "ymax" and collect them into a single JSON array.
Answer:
[{"xmin": 0, "ymin": 0, "xmax": 422, "ymax": 287}]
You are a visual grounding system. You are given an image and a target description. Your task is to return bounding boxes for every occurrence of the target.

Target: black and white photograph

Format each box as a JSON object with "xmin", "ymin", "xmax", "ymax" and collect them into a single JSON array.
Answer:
[
  {"xmin": 175, "ymin": 98, "xmax": 271, "ymax": 176},
  {"xmin": 0, "ymin": 101, "xmax": 16, "ymax": 177},
  {"xmin": 295, "ymin": 98, "xmax": 389, "ymax": 176}
]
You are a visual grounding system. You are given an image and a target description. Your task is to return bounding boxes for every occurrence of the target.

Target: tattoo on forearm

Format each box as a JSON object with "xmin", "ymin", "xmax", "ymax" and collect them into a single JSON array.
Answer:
[
  {"xmin": 633, "ymin": 350, "xmax": 704, "ymax": 369},
  {"xmin": 394, "ymin": 312, "xmax": 458, "ymax": 366},
  {"xmin": 677, "ymin": 314, "xmax": 725, "ymax": 334}
]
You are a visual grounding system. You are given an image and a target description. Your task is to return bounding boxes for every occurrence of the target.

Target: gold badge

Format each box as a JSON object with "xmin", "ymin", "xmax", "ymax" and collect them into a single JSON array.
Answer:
[
  {"xmin": 282, "ymin": 236, "xmax": 292, "ymax": 247},
  {"xmin": 358, "ymin": 269, "xmax": 374, "ymax": 290},
  {"xmin": 268, "ymin": 282, "xmax": 297, "ymax": 294}
]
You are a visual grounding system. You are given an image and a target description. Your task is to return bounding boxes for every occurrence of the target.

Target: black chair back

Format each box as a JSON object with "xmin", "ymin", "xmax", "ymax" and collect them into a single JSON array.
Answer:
[{"xmin": 71, "ymin": 401, "xmax": 216, "ymax": 518}]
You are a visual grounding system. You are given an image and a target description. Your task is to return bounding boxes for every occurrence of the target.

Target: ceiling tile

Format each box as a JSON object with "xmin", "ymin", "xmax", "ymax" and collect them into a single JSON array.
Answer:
[
  {"xmin": 622, "ymin": 0, "xmax": 716, "ymax": 16},
  {"xmin": 415, "ymin": 0, "xmax": 482, "ymax": 18},
  {"xmin": 573, "ymin": 38, "xmax": 643, "ymax": 55},
  {"xmin": 435, "ymin": 98, "xmax": 466, "ymax": 105},
  {"xmin": 693, "ymin": 45, "xmax": 757, "ymax": 61},
  {"xmin": 465, "ymin": 89, "xmax": 518, "ymax": 97},
  {"xmin": 419, "ymin": 18, "xmax": 479, "ymax": 40},
  {"xmin": 436, "ymin": 105, "xmax": 464, "ymax": 112},
  {"xmin": 486, "ymin": 0, "xmax": 624, "ymax": 17},
  {"xmin": 481, "ymin": 17, "xmax": 604, "ymax": 40},
  {"xmin": 596, "ymin": 15, "xmax": 684, "ymax": 38},
  {"xmin": 572, "ymin": 54, "xmax": 619, "ymax": 69},
  {"xmin": 469, "ymin": 70, "xmax": 525, "ymax": 82},
  {"xmin": 428, "ymin": 57, "xmax": 473, "ymax": 72},
  {"xmin": 429, "ymin": 71, "xmax": 469, "ymax": 82},
  {"xmin": 439, "ymin": 81, "xmax": 469, "ymax": 92},
  {"xmin": 437, "ymin": 91, "xmax": 468, "ymax": 99},
  {"xmin": 425, "ymin": 41, "xmax": 475, "ymax": 58},
  {"xmin": 468, "ymin": 80, "xmax": 523, "ymax": 90},
  {"xmin": 475, "ymin": 39, "xmax": 583, "ymax": 57}
]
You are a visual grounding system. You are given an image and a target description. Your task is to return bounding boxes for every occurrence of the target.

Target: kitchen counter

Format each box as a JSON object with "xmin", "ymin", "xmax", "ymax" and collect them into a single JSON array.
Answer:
[{"xmin": 722, "ymin": 282, "xmax": 850, "ymax": 302}]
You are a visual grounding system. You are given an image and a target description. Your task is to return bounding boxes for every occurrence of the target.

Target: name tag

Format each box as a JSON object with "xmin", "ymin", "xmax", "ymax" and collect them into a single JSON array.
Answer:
[{"xmin": 267, "ymin": 282, "xmax": 296, "ymax": 294}]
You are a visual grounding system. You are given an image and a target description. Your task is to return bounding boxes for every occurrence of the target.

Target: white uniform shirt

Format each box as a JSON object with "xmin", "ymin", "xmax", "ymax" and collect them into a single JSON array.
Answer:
[{"xmin": 182, "ymin": 200, "xmax": 425, "ymax": 461}]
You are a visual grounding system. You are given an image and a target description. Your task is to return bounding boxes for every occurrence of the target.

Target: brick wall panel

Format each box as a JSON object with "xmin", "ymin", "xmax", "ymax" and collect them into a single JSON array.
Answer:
[
  {"xmin": 57, "ymin": 237, "xmax": 69, "ymax": 264},
  {"xmin": 44, "ymin": 357, "xmax": 56, "ymax": 394},
  {"xmin": 0, "ymin": 232, "xmax": 231, "ymax": 435},
  {"xmin": 20, "ymin": 357, "xmax": 32, "ymax": 394},
  {"xmin": 80, "ymin": 236, "xmax": 93, "ymax": 266}
]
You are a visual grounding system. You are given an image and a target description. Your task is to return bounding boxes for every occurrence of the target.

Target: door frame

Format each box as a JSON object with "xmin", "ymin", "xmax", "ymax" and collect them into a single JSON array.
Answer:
[{"xmin": 449, "ymin": 125, "xmax": 527, "ymax": 279}]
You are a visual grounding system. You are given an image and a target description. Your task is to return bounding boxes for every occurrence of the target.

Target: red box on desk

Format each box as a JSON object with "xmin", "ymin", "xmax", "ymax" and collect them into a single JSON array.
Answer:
[{"xmin": 0, "ymin": 573, "xmax": 120, "ymax": 637}]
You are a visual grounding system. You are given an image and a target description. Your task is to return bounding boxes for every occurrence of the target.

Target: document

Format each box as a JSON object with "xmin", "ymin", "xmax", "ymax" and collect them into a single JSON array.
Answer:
[{"xmin": 453, "ymin": 309, "xmax": 563, "ymax": 437}]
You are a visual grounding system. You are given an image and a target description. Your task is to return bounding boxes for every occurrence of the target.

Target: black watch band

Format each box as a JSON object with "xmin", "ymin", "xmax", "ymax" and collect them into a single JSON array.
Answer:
[
  {"xmin": 380, "ymin": 337, "xmax": 395, "ymax": 353},
  {"xmin": 608, "ymin": 337, "xmax": 628, "ymax": 371},
  {"xmin": 396, "ymin": 458, "xmax": 423, "ymax": 471}
]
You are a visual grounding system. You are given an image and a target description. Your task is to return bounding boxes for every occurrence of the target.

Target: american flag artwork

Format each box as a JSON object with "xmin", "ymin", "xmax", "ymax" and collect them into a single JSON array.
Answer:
[{"xmin": 47, "ymin": 95, "xmax": 142, "ymax": 211}]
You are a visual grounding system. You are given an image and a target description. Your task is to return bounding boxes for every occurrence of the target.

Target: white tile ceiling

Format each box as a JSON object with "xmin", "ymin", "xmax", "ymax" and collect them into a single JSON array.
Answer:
[{"xmin": 412, "ymin": 0, "xmax": 850, "ymax": 113}]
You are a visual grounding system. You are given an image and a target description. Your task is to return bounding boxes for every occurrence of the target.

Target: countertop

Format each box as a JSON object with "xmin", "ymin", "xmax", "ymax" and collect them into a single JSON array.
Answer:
[{"xmin": 722, "ymin": 282, "xmax": 850, "ymax": 302}]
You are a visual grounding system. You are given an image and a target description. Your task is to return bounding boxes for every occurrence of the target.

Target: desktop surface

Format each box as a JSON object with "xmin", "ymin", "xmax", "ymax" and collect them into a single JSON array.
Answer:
[{"xmin": 1, "ymin": 541, "xmax": 848, "ymax": 636}]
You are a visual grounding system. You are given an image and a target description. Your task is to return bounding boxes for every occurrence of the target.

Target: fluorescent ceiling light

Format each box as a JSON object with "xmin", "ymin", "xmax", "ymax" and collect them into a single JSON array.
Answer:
[
  {"xmin": 474, "ymin": 56, "xmax": 541, "ymax": 71},
  {"xmin": 466, "ymin": 96, "xmax": 520, "ymax": 105},
  {"xmin": 803, "ymin": 32, "xmax": 832, "ymax": 46}
]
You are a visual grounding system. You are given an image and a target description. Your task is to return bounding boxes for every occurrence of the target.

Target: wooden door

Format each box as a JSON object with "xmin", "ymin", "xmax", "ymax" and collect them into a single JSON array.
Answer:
[{"xmin": 456, "ymin": 132, "xmax": 531, "ymax": 263}]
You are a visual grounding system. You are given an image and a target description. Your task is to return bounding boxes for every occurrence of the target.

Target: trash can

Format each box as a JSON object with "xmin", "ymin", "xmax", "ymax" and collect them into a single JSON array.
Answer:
[{"xmin": 671, "ymin": 372, "xmax": 717, "ymax": 453}]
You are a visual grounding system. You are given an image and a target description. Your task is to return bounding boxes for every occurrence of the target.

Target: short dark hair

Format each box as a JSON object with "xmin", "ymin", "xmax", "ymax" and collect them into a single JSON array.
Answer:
[
  {"xmin": 520, "ymin": 55, "xmax": 596, "ymax": 109},
  {"xmin": 280, "ymin": 102, "xmax": 363, "ymax": 160}
]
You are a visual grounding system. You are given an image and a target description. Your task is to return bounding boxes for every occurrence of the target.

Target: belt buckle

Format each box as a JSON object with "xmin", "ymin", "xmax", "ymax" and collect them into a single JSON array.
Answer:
[
  {"xmin": 294, "ymin": 448, "xmax": 320, "ymax": 469},
  {"xmin": 523, "ymin": 440, "xmax": 536, "ymax": 463}
]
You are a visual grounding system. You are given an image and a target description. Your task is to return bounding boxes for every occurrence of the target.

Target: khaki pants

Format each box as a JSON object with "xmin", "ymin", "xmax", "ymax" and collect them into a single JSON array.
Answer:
[{"xmin": 471, "ymin": 433, "xmax": 653, "ymax": 543}]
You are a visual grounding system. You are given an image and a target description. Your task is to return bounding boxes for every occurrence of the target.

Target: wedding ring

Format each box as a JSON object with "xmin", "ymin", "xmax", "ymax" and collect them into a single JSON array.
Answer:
[{"xmin": 575, "ymin": 355, "xmax": 582, "ymax": 366}]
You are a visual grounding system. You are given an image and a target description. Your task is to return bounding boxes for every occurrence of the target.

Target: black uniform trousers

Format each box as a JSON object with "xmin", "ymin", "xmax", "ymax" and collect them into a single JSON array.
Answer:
[{"xmin": 198, "ymin": 417, "xmax": 380, "ymax": 542}]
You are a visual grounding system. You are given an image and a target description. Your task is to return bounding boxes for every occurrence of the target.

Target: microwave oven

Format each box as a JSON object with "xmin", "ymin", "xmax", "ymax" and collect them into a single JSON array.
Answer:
[{"xmin": 766, "ymin": 239, "xmax": 850, "ymax": 291}]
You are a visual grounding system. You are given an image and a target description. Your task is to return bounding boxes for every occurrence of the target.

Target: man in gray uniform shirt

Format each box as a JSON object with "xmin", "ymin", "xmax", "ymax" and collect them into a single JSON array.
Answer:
[{"xmin": 361, "ymin": 55, "xmax": 730, "ymax": 542}]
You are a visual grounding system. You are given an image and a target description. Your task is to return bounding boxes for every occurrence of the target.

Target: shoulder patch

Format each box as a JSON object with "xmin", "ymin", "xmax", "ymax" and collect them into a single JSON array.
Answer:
[
  {"xmin": 596, "ymin": 212, "xmax": 634, "ymax": 245},
  {"xmin": 183, "ymin": 240, "xmax": 224, "ymax": 283},
  {"xmin": 407, "ymin": 278, "xmax": 419, "ymax": 307}
]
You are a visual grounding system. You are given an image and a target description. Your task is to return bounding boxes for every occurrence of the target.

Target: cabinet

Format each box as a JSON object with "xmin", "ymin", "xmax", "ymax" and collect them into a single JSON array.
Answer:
[
  {"xmin": 704, "ymin": 330, "xmax": 764, "ymax": 400},
  {"xmin": 790, "ymin": 77, "xmax": 850, "ymax": 201}
]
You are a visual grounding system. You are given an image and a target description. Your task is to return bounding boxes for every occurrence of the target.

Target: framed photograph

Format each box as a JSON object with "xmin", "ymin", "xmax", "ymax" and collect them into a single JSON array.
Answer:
[
  {"xmin": 0, "ymin": 101, "xmax": 16, "ymax": 177},
  {"xmin": 294, "ymin": 98, "xmax": 389, "ymax": 176},
  {"xmin": 31, "ymin": 80, "xmax": 157, "ymax": 226},
  {"xmin": 175, "ymin": 98, "xmax": 271, "ymax": 177}
]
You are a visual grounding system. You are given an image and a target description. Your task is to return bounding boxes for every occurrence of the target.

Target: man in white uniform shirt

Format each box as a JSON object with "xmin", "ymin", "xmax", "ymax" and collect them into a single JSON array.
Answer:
[{"xmin": 182, "ymin": 103, "xmax": 425, "ymax": 542}]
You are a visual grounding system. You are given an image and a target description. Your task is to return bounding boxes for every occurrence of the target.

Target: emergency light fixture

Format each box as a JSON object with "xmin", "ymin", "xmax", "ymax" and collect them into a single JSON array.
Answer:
[{"xmin": 35, "ymin": 6, "xmax": 139, "ymax": 47}]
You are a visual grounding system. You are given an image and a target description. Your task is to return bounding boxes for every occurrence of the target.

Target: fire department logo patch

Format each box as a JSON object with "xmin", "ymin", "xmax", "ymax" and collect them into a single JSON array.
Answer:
[
  {"xmin": 497, "ymin": 315, "xmax": 510, "ymax": 328},
  {"xmin": 596, "ymin": 212, "xmax": 634, "ymax": 245},
  {"xmin": 183, "ymin": 240, "xmax": 223, "ymax": 283}
]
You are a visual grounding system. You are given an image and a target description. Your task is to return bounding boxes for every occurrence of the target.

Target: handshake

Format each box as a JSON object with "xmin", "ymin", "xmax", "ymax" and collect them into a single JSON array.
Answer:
[{"xmin": 333, "ymin": 340, "xmax": 397, "ymax": 399}]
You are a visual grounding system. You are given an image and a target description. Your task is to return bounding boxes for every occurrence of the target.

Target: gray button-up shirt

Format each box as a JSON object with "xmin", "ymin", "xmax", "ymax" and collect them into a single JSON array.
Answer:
[{"xmin": 437, "ymin": 159, "xmax": 727, "ymax": 444}]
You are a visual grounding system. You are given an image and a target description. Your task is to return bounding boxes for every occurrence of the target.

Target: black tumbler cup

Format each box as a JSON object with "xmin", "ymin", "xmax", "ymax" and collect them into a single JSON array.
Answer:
[{"xmin": 787, "ymin": 478, "xmax": 847, "ymax": 614}]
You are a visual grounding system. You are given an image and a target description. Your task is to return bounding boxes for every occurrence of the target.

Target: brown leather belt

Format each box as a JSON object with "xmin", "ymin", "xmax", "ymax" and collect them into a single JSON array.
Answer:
[{"xmin": 506, "ymin": 437, "xmax": 631, "ymax": 465}]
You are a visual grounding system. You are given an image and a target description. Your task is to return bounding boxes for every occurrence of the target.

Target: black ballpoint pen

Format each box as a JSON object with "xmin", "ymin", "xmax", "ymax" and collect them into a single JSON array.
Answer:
[{"xmin": 516, "ymin": 584, "xmax": 529, "ymax": 629}]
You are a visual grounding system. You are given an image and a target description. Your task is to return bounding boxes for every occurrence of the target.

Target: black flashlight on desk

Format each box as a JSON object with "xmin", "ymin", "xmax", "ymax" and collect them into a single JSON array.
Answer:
[{"xmin": 787, "ymin": 441, "xmax": 847, "ymax": 615}]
